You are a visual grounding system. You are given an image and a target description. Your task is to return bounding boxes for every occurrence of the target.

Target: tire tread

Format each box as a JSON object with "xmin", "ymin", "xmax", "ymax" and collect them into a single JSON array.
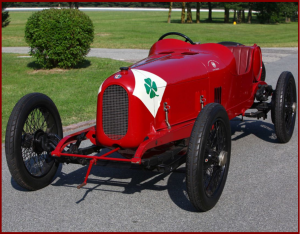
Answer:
[{"xmin": 5, "ymin": 93, "xmax": 62, "ymax": 190}]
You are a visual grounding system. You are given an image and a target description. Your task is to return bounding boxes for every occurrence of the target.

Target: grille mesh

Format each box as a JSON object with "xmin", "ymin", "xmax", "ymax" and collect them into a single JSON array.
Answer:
[{"xmin": 102, "ymin": 85, "xmax": 128, "ymax": 140}]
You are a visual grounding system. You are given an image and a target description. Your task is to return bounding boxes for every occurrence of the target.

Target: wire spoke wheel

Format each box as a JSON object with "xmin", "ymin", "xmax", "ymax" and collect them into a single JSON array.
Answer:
[
  {"xmin": 21, "ymin": 107, "xmax": 57, "ymax": 177},
  {"xmin": 203, "ymin": 120, "xmax": 227, "ymax": 197},
  {"xmin": 5, "ymin": 93, "xmax": 62, "ymax": 190},
  {"xmin": 186, "ymin": 103, "xmax": 231, "ymax": 212},
  {"xmin": 283, "ymin": 80, "xmax": 296, "ymax": 134},
  {"xmin": 272, "ymin": 71, "xmax": 297, "ymax": 143}
]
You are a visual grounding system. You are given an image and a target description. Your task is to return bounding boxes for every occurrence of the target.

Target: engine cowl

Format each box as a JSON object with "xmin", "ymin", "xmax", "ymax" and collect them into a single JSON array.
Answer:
[{"xmin": 96, "ymin": 69, "xmax": 156, "ymax": 148}]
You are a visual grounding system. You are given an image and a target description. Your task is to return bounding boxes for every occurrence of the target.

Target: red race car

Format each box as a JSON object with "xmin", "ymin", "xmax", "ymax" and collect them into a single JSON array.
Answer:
[{"xmin": 5, "ymin": 32, "xmax": 297, "ymax": 212}]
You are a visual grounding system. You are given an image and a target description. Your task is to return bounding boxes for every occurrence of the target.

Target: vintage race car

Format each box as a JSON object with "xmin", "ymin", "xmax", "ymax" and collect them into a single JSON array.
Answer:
[{"xmin": 5, "ymin": 32, "xmax": 297, "ymax": 212}]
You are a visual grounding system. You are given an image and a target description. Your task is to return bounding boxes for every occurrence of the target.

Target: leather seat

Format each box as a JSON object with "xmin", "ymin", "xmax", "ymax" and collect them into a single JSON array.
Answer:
[{"xmin": 227, "ymin": 46, "xmax": 253, "ymax": 75}]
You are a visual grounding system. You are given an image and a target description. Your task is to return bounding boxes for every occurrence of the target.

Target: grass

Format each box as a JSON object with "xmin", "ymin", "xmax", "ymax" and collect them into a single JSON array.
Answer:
[
  {"xmin": 1, "ymin": 10, "xmax": 298, "ymax": 140},
  {"xmin": 2, "ymin": 11, "xmax": 298, "ymax": 48},
  {"xmin": 1, "ymin": 53, "xmax": 132, "ymax": 141}
]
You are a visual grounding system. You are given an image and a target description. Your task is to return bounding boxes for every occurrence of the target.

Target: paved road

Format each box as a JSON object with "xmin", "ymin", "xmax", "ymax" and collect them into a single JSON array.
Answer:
[
  {"xmin": 2, "ymin": 47, "xmax": 298, "ymax": 63},
  {"xmin": 2, "ymin": 48, "xmax": 298, "ymax": 232}
]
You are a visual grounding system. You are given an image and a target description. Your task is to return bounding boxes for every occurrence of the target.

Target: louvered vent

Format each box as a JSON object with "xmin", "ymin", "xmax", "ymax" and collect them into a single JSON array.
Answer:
[
  {"xmin": 214, "ymin": 87, "xmax": 222, "ymax": 104},
  {"xmin": 102, "ymin": 85, "xmax": 128, "ymax": 140}
]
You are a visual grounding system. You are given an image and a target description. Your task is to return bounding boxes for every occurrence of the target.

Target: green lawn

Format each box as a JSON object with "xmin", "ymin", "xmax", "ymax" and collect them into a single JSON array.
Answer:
[
  {"xmin": 2, "ymin": 11, "xmax": 298, "ymax": 48},
  {"xmin": 1, "ymin": 53, "xmax": 131, "ymax": 141},
  {"xmin": 1, "ymin": 10, "xmax": 298, "ymax": 141}
]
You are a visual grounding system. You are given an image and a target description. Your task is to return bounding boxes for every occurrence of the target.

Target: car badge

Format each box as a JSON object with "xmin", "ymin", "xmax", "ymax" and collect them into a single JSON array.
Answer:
[{"xmin": 114, "ymin": 74, "xmax": 122, "ymax": 79}]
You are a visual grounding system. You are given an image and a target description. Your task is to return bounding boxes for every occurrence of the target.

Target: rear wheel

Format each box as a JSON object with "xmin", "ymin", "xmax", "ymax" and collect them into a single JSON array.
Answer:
[
  {"xmin": 186, "ymin": 103, "xmax": 231, "ymax": 212},
  {"xmin": 260, "ymin": 62, "xmax": 266, "ymax": 81},
  {"xmin": 271, "ymin": 72, "xmax": 297, "ymax": 143},
  {"xmin": 5, "ymin": 93, "xmax": 63, "ymax": 190}
]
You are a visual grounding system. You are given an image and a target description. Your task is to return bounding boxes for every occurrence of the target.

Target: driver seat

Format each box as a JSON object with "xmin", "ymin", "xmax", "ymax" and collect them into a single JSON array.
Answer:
[{"xmin": 227, "ymin": 46, "xmax": 253, "ymax": 75}]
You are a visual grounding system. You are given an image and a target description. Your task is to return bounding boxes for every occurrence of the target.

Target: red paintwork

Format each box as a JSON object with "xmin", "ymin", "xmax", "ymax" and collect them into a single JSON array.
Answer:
[
  {"xmin": 51, "ymin": 126, "xmax": 96, "ymax": 157},
  {"xmin": 96, "ymin": 39, "xmax": 263, "ymax": 145},
  {"xmin": 96, "ymin": 77, "xmax": 155, "ymax": 148},
  {"xmin": 52, "ymin": 38, "xmax": 264, "ymax": 165}
]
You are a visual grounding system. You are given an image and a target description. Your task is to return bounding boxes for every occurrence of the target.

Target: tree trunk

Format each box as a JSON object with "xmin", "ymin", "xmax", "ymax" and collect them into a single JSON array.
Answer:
[
  {"xmin": 181, "ymin": 2, "xmax": 186, "ymax": 23},
  {"xmin": 196, "ymin": 2, "xmax": 200, "ymax": 23},
  {"xmin": 186, "ymin": 2, "xmax": 192, "ymax": 23},
  {"xmin": 242, "ymin": 10, "xmax": 245, "ymax": 23},
  {"xmin": 285, "ymin": 17, "xmax": 291, "ymax": 23},
  {"xmin": 233, "ymin": 9, "xmax": 236, "ymax": 22},
  {"xmin": 247, "ymin": 6, "xmax": 252, "ymax": 23},
  {"xmin": 74, "ymin": 2, "xmax": 79, "ymax": 9},
  {"xmin": 167, "ymin": 2, "xmax": 173, "ymax": 23},
  {"xmin": 224, "ymin": 6, "xmax": 229, "ymax": 23},
  {"xmin": 69, "ymin": 2, "xmax": 74, "ymax": 9},
  {"xmin": 208, "ymin": 2, "xmax": 212, "ymax": 22},
  {"xmin": 237, "ymin": 10, "xmax": 242, "ymax": 23}
]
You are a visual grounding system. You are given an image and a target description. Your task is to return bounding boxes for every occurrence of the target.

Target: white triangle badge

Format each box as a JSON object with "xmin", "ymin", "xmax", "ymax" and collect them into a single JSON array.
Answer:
[{"xmin": 132, "ymin": 69, "xmax": 167, "ymax": 118}]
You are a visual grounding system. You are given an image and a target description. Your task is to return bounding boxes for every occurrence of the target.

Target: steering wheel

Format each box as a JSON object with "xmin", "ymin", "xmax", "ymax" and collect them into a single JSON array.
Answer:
[{"xmin": 158, "ymin": 32, "xmax": 195, "ymax": 45}]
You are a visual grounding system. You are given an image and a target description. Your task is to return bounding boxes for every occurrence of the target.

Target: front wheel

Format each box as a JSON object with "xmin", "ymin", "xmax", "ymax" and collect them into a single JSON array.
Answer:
[
  {"xmin": 271, "ymin": 72, "xmax": 297, "ymax": 143},
  {"xmin": 260, "ymin": 62, "xmax": 266, "ymax": 81},
  {"xmin": 186, "ymin": 103, "xmax": 231, "ymax": 212},
  {"xmin": 5, "ymin": 93, "xmax": 63, "ymax": 190}
]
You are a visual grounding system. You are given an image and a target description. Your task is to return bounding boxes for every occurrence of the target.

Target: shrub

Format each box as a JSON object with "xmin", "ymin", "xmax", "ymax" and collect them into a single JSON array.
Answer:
[
  {"xmin": 2, "ymin": 3, "xmax": 10, "ymax": 28},
  {"xmin": 2, "ymin": 11, "xmax": 10, "ymax": 27},
  {"xmin": 25, "ymin": 9, "xmax": 94, "ymax": 68}
]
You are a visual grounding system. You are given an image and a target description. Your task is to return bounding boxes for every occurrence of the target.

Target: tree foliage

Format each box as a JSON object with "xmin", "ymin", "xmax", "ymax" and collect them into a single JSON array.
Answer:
[
  {"xmin": 25, "ymin": 9, "xmax": 94, "ymax": 69},
  {"xmin": 5, "ymin": 2, "xmax": 298, "ymax": 24},
  {"xmin": 2, "ymin": 2, "xmax": 10, "ymax": 27}
]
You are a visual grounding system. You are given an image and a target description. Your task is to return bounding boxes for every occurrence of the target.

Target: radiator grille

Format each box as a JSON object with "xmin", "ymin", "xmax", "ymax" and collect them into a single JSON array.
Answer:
[{"xmin": 102, "ymin": 85, "xmax": 128, "ymax": 140}]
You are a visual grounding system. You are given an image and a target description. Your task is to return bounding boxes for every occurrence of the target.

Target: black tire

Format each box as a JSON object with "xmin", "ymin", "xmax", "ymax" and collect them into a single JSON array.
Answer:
[
  {"xmin": 5, "ymin": 93, "xmax": 63, "ymax": 190},
  {"xmin": 260, "ymin": 62, "xmax": 266, "ymax": 81},
  {"xmin": 271, "ymin": 72, "xmax": 297, "ymax": 143},
  {"xmin": 218, "ymin": 41, "xmax": 244, "ymax": 46},
  {"xmin": 186, "ymin": 103, "xmax": 231, "ymax": 212}
]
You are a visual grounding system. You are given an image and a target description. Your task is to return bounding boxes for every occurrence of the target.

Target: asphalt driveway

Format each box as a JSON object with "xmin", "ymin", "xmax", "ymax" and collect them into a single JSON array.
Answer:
[{"xmin": 2, "ymin": 47, "xmax": 298, "ymax": 232}]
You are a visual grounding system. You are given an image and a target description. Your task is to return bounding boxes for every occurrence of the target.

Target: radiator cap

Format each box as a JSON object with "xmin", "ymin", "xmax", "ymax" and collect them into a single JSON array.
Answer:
[
  {"xmin": 120, "ymin": 67, "xmax": 129, "ymax": 75},
  {"xmin": 120, "ymin": 67, "xmax": 129, "ymax": 71}
]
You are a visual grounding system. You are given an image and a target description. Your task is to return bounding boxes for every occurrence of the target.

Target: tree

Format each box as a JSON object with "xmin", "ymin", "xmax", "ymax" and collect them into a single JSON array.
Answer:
[
  {"xmin": 229, "ymin": 2, "xmax": 241, "ymax": 23},
  {"xmin": 223, "ymin": 3, "xmax": 230, "ymax": 23},
  {"xmin": 186, "ymin": 2, "xmax": 192, "ymax": 23},
  {"xmin": 196, "ymin": 2, "xmax": 201, "ymax": 23},
  {"xmin": 255, "ymin": 2, "xmax": 279, "ymax": 23},
  {"xmin": 207, "ymin": 2, "xmax": 212, "ymax": 22},
  {"xmin": 277, "ymin": 2, "xmax": 298, "ymax": 23},
  {"xmin": 167, "ymin": 2, "xmax": 173, "ymax": 23},
  {"xmin": 69, "ymin": 2, "xmax": 79, "ymax": 9},
  {"xmin": 237, "ymin": 9, "xmax": 242, "ymax": 23},
  {"xmin": 233, "ymin": 9, "xmax": 236, "ymax": 22},
  {"xmin": 239, "ymin": 2, "xmax": 249, "ymax": 23},
  {"xmin": 242, "ymin": 10, "xmax": 245, "ymax": 23},
  {"xmin": 181, "ymin": 2, "xmax": 186, "ymax": 23},
  {"xmin": 2, "ymin": 2, "xmax": 10, "ymax": 28},
  {"xmin": 247, "ymin": 2, "xmax": 253, "ymax": 23}
]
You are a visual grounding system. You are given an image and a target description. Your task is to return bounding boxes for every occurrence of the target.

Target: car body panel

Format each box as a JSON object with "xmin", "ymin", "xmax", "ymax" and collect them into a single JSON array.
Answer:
[{"xmin": 95, "ymin": 38, "xmax": 263, "ymax": 150}]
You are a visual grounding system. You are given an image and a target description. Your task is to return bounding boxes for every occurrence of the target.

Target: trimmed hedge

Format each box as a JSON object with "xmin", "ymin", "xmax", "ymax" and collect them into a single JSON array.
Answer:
[{"xmin": 25, "ymin": 9, "xmax": 94, "ymax": 68}]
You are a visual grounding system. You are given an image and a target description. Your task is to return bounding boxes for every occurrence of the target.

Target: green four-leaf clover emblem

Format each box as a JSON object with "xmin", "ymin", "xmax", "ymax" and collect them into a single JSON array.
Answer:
[{"xmin": 144, "ymin": 78, "xmax": 159, "ymax": 99}]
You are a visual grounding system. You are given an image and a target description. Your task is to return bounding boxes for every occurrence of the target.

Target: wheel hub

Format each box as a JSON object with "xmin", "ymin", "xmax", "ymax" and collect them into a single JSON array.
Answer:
[
  {"xmin": 218, "ymin": 151, "xmax": 228, "ymax": 167},
  {"xmin": 32, "ymin": 129, "xmax": 46, "ymax": 154}
]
